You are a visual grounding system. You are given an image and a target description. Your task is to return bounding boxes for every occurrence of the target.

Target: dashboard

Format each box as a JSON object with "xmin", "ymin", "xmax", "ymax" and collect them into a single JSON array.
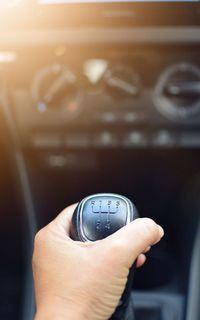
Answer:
[
  {"xmin": 1, "ymin": 2, "xmax": 200, "ymax": 155},
  {"xmin": 3, "ymin": 44, "xmax": 200, "ymax": 153}
]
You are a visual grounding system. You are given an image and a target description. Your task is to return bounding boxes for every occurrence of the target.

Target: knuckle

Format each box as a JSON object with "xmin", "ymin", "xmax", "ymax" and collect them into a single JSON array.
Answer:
[
  {"xmin": 141, "ymin": 218, "xmax": 159, "ymax": 240},
  {"xmin": 34, "ymin": 228, "xmax": 48, "ymax": 247},
  {"xmin": 32, "ymin": 228, "xmax": 49, "ymax": 265}
]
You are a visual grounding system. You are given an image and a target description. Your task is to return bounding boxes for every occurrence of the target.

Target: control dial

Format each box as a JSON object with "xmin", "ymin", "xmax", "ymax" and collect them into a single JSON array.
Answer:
[
  {"xmin": 154, "ymin": 63, "xmax": 200, "ymax": 121},
  {"xmin": 104, "ymin": 65, "xmax": 141, "ymax": 100},
  {"xmin": 32, "ymin": 64, "xmax": 83, "ymax": 118}
]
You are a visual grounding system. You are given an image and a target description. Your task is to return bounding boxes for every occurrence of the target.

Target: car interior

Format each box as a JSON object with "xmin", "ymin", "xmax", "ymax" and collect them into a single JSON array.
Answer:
[{"xmin": 1, "ymin": 1, "xmax": 200, "ymax": 319}]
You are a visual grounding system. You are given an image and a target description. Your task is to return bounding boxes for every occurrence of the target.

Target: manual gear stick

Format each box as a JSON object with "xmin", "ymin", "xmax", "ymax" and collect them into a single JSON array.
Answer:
[{"xmin": 70, "ymin": 193, "xmax": 138, "ymax": 320}]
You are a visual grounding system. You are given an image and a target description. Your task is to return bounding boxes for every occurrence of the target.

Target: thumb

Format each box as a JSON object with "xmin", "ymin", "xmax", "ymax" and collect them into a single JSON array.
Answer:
[{"xmin": 102, "ymin": 218, "xmax": 164, "ymax": 268}]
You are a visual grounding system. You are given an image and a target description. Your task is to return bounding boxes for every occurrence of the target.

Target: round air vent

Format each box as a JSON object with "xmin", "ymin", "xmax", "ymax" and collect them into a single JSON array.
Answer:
[{"xmin": 154, "ymin": 63, "xmax": 200, "ymax": 121}]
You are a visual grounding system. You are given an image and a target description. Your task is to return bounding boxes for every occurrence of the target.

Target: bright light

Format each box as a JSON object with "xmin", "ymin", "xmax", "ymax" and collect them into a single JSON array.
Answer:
[
  {"xmin": 0, "ymin": 0, "xmax": 22, "ymax": 8},
  {"xmin": 0, "ymin": 51, "xmax": 17, "ymax": 63},
  {"xmin": 84, "ymin": 59, "xmax": 108, "ymax": 84}
]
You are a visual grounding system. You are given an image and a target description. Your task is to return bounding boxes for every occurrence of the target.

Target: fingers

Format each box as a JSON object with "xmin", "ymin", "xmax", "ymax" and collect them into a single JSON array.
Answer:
[
  {"xmin": 136, "ymin": 254, "xmax": 146, "ymax": 268},
  {"xmin": 136, "ymin": 245, "xmax": 152, "ymax": 268},
  {"xmin": 103, "ymin": 218, "xmax": 164, "ymax": 267},
  {"xmin": 47, "ymin": 203, "xmax": 163, "ymax": 271}
]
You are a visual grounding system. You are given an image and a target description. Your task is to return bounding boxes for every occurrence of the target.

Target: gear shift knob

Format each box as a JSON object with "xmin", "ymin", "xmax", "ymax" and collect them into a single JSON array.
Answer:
[{"xmin": 70, "ymin": 193, "xmax": 139, "ymax": 320}]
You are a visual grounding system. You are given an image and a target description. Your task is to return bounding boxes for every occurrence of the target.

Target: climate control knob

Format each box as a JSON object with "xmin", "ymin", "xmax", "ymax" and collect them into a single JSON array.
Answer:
[
  {"xmin": 32, "ymin": 64, "xmax": 83, "ymax": 118},
  {"xmin": 103, "ymin": 65, "xmax": 141, "ymax": 100}
]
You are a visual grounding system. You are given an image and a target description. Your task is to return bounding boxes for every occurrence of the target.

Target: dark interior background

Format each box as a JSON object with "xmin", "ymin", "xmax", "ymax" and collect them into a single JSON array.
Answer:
[{"xmin": 0, "ymin": 115, "xmax": 24, "ymax": 320}]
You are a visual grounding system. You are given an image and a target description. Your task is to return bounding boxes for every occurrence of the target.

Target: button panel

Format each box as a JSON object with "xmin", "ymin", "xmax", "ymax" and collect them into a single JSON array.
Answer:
[{"xmin": 29, "ymin": 130, "xmax": 200, "ymax": 150}]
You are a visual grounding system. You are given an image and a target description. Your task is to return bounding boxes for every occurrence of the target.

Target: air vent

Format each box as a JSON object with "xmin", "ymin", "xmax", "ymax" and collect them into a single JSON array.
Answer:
[{"xmin": 154, "ymin": 63, "xmax": 200, "ymax": 121}]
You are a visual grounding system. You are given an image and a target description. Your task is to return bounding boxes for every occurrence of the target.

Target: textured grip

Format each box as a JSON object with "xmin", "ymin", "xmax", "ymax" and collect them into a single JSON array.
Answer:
[{"xmin": 70, "ymin": 193, "xmax": 138, "ymax": 320}]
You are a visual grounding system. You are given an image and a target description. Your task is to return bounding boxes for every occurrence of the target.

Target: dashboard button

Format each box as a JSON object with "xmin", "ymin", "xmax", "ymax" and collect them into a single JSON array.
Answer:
[
  {"xmin": 47, "ymin": 154, "xmax": 67, "ymax": 168},
  {"xmin": 124, "ymin": 131, "xmax": 147, "ymax": 147},
  {"xmin": 100, "ymin": 112, "xmax": 117, "ymax": 123},
  {"xmin": 179, "ymin": 133, "xmax": 200, "ymax": 147},
  {"xmin": 94, "ymin": 131, "xmax": 118, "ymax": 148},
  {"xmin": 124, "ymin": 112, "xmax": 139, "ymax": 123},
  {"xmin": 151, "ymin": 131, "xmax": 176, "ymax": 147},
  {"xmin": 43, "ymin": 153, "xmax": 97, "ymax": 170},
  {"xmin": 31, "ymin": 134, "xmax": 62, "ymax": 148}
]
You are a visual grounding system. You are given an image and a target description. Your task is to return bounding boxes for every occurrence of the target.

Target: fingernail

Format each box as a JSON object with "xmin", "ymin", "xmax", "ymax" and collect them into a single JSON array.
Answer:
[{"xmin": 158, "ymin": 225, "xmax": 164, "ymax": 238}]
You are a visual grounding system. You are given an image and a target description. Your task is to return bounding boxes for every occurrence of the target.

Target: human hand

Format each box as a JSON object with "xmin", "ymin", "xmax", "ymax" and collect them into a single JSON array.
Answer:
[{"xmin": 33, "ymin": 204, "xmax": 164, "ymax": 320}]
